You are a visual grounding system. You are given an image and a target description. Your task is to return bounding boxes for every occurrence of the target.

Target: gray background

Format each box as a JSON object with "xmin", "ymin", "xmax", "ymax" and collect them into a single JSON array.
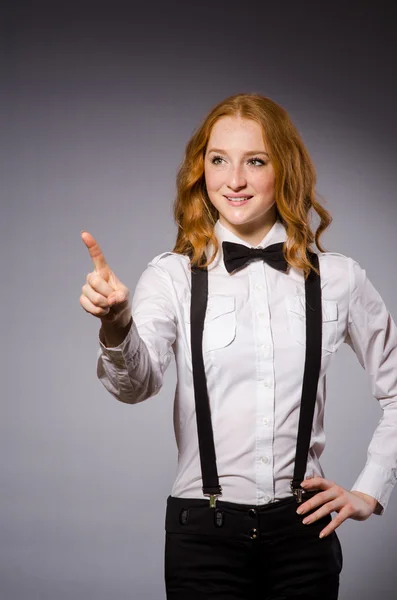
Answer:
[{"xmin": 2, "ymin": 1, "xmax": 397, "ymax": 598}]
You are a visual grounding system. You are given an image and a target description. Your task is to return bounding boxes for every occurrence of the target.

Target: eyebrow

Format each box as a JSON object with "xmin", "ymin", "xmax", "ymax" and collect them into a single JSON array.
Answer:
[{"xmin": 207, "ymin": 148, "xmax": 269, "ymax": 157}]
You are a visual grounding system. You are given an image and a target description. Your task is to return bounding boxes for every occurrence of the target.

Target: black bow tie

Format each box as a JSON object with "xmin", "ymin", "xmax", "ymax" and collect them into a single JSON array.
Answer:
[{"xmin": 222, "ymin": 241, "xmax": 288, "ymax": 274}]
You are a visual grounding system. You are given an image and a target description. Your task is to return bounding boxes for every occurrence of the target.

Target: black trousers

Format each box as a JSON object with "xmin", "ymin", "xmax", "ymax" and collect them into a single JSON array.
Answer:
[{"xmin": 164, "ymin": 492, "xmax": 343, "ymax": 600}]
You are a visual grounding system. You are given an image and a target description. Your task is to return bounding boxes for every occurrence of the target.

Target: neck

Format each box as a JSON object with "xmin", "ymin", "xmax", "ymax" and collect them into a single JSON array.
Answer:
[{"xmin": 219, "ymin": 206, "xmax": 278, "ymax": 246}]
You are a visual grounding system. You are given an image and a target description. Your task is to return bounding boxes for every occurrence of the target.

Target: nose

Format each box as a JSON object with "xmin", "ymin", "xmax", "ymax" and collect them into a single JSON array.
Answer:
[{"xmin": 227, "ymin": 163, "xmax": 247, "ymax": 190}]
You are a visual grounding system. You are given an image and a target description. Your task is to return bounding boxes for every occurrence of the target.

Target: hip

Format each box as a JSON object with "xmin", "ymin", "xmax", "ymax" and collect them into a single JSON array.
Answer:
[{"xmin": 164, "ymin": 492, "xmax": 343, "ymax": 599}]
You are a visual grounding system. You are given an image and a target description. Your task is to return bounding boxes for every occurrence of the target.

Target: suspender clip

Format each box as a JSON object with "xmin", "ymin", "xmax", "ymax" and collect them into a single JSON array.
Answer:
[
  {"xmin": 290, "ymin": 480, "xmax": 303, "ymax": 503},
  {"xmin": 209, "ymin": 494, "xmax": 218, "ymax": 508},
  {"xmin": 204, "ymin": 487, "xmax": 223, "ymax": 508}
]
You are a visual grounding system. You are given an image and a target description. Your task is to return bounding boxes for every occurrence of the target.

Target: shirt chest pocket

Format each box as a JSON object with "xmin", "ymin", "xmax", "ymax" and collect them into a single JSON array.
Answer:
[
  {"xmin": 183, "ymin": 295, "xmax": 236, "ymax": 353},
  {"xmin": 286, "ymin": 295, "xmax": 338, "ymax": 353}
]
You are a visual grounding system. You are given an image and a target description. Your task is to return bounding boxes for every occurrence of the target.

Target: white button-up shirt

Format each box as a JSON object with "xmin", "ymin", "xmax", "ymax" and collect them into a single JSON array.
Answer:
[{"xmin": 97, "ymin": 219, "xmax": 397, "ymax": 513}]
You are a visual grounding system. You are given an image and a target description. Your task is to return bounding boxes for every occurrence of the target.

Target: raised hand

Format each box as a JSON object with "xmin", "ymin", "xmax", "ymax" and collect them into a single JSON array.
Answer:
[{"xmin": 80, "ymin": 231, "xmax": 131, "ymax": 328}]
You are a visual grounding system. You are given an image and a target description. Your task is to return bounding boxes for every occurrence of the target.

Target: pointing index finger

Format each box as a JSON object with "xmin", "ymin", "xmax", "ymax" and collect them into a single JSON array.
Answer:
[{"xmin": 81, "ymin": 231, "xmax": 109, "ymax": 271}]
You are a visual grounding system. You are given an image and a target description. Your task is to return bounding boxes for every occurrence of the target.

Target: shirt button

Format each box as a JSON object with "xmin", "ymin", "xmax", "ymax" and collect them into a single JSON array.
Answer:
[
  {"xmin": 263, "ymin": 381, "xmax": 270, "ymax": 388},
  {"xmin": 257, "ymin": 312, "xmax": 265, "ymax": 319},
  {"xmin": 254, "ymin": 283, "xmax": 263, "ymax": 291},
  {"xmin": 261, "ymin": 456, "xmax": 269, "ymax": 464},
  {"xmin": 264, "ymin": 495, "xmax": 271, "ymax": 503},
  {"xmin": 262, "ymin": 417, "xmax": 269, "ymax": 425}
]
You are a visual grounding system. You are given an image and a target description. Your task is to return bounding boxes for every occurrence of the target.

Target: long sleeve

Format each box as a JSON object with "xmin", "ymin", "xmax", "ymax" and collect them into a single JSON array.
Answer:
[
  {"xmin": 346, "ymin": 258, "xmax": 397, "ymax": 514},
  {"xmin": 97, "ymin": 256, "xmax": 177, "ymax": 404}
]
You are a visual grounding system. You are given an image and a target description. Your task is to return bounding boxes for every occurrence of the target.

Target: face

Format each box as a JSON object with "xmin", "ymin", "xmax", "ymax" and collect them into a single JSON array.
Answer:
[{"xmin": 204, "ymin": 116, "xmax": 277, "ymax": 245}]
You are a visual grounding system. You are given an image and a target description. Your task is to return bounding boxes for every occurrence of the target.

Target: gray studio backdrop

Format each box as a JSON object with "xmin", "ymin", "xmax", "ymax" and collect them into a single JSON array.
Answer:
[{"xmin": 2, "ymin": 2, "xmax": 397, "ymax": 599}]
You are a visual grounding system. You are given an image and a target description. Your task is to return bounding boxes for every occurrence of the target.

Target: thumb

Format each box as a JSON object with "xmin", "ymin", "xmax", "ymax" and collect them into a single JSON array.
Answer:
[{"xmin": 108, "ymin": 289, "xmax": 127, "ymax": 306}]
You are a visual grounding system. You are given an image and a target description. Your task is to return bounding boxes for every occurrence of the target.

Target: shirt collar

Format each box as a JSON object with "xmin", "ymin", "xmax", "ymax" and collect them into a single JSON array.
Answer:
[{"xmin": 214, "ymin": 218, "xmax": 287, "ymax": 248}]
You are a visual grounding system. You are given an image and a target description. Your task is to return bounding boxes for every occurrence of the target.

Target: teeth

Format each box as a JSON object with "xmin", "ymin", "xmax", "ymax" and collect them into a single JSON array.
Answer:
[{"xmin": 227, "ymin": 197, "xmax": 249, "ymax": 201}]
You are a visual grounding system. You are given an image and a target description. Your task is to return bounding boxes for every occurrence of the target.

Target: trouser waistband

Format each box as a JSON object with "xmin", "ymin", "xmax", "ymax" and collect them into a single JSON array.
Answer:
[{"xmin": 165, "ymin": 491, "xmax": 320, "ymax": 539}]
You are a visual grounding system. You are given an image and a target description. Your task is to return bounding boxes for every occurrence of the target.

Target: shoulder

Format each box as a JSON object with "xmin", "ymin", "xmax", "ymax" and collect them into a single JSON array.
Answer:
[
  {"xmin": 132, "ymin": 251, "xmax": 191, "ymax": 305},
  {"xmin": 318, "ymin": 250, "xmax": 361, "ymax": 277},
  {"xmin": 150, "ymin": 250, "xmax": 190, "ymax": 266},
  {"xmin": 140, "ymin": 251, "xmax": 191, "ymax": 296},
  {"xmin": 318, "ymin": 251, "xmax": 372, "ymax": 303},
  {"xmin": 318, "ymin": 251, "xmax": 350, "ymax": 282},
  {"xmin": 149, "ymin": 251, "xmax": 190, "ymax": 272},
  {"xmin": 317, "ymin": 251, "xmax": 366, "ymax": 302},
  {"xmin": 318, "ymin": 250, "xmax": 350, "ymax": 266}
]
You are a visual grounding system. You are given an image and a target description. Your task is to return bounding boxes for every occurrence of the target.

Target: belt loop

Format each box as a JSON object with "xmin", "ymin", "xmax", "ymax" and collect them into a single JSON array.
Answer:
[
  {"xmin": 179, "ymin": 508, "xmax": 189, "ymax": 525},
  {"xmin": 214, "ymin": 509, "xmax": 224, "ymax": 527}
]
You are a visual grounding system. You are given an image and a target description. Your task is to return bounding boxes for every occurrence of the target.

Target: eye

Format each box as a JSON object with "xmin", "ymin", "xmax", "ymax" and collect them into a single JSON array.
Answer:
[
  {"xmin": 210, "ymin": 155, "xmax": 224, "ymax": 165},
  {"xmin": 248, "ymin": 157, "xmax": 266, "ymax": 166},
  {"xmin": 209, "ymin": 155, "xmax": 267, "ymax": 166}
]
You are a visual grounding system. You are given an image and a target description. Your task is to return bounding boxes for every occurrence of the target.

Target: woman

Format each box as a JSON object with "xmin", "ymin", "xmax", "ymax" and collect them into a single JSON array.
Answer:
[{"xmin": 80, "ymin": 93, "xmax": 397, "ymax": 599}]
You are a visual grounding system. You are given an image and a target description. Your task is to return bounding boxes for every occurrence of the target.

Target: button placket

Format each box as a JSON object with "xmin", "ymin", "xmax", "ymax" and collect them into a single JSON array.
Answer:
[{"xmin": 250, "ymin": 261, "xmax": 275, "ymax": 505}]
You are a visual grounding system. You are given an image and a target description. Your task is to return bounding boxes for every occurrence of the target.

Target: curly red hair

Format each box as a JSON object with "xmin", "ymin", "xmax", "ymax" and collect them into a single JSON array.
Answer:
[{"xmin": 172, "ymin": 93, "xmax": 332, "ymax": 277}]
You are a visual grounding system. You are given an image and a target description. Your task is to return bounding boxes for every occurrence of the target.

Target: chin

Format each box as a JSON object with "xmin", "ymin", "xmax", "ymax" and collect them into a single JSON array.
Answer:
[{"xmin": 220, "ymin": 212, "xmax": 261, "ymax": 227}]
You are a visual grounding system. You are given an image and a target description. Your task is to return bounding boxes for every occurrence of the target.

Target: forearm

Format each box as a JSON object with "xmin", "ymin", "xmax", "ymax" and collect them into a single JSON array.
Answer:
[
  {"xmin": 97, "ymin": 316, "xmax": 173, "ymax": 404},
  {"xmin": 97, "ymin": 259, "xmax": 177, "ymax": 404},
  {"xmin": 350, "ymin": 402, "xmax": 397, "ymax": 515}
]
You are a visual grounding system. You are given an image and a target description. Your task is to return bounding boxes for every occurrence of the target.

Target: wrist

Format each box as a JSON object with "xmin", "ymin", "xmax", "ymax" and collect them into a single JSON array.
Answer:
[
  {"xmin": 102, "ymin": 311, "xmax": 132, "ymax": 329},
  {"xmin": 100, "ymin": 314, "xmax": 133, "ymax": 347},
  {"xmin": 351, "ymin": 490, "xmax": 378, "ymax": 512},
  {"xmin": 100, "ymin": 302, "xmax": 132, "ymax": 327}
]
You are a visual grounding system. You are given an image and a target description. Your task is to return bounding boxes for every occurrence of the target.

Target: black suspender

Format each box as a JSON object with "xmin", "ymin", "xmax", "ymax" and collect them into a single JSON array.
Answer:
[
  {"xmin": 290, "ymin": 254, "xmax": 322, "ymax": 501},
  {"xmin": 190, "ymin": 253, "xmax": 322, "ymax": 507},
  {"xmin": 190, "ymin": 266, "xmax": 222, "ymax": 507}
]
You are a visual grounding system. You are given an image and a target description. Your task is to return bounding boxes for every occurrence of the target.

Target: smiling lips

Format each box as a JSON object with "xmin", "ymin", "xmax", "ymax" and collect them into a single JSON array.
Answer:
[{"xmin": 224, "ymin": 195, "xmax": 253, "ymax": 206}]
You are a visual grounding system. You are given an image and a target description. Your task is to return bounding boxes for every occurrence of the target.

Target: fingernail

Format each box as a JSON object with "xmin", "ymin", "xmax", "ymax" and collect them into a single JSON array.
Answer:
[
  {"xmin": 319, "ymin": 532, "xmax": 325, "ymax": 538},
  {"xmin": 296, "ymin": 507, "xmax": 304, "ymax": 514},
  {"xmin": 300, "ymin": 481, "xmax": 308, "ymax": 487},
  {"xmin": 302, "ymin": 517, "xmax": 311, "ymax": 525}
]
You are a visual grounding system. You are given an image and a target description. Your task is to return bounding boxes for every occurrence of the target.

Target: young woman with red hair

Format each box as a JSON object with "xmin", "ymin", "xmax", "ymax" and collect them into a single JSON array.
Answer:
[{"xmin": 80, "ymin": 93, "xmax": 397, "ymax": 599}]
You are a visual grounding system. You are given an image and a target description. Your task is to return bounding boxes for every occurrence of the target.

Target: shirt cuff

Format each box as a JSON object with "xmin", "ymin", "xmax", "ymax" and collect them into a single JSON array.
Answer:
[
  {"xmin": 99, "ymin": 319, "xmax": 141, "ymax": 368},
  {"xmin": 350, "ymin": 460, "xmax": 397, "ymax": 515}
]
